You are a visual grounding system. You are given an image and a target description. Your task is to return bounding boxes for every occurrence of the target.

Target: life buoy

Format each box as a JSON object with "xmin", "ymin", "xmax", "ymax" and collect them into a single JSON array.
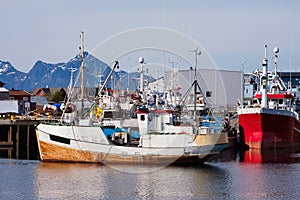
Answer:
[{"xmin": 96, "ymin": 107, "xmax": 103, "ymax": 118}]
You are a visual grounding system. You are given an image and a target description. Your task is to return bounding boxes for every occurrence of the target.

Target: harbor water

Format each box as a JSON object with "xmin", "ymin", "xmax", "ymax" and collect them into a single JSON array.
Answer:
[{"xmin": 1, "ymin": 148, "xmax": 300, "ymax": 200}]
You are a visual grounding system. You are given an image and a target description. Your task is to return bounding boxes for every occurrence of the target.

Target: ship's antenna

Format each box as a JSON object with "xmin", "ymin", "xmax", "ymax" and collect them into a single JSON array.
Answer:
[
  {"xmin": 189, "ymin": 48, "xmax": 201, "ymax": 80},
  {"xmin": 261, "ymin": 45, "xmax": 268, "ymax": 108},
  {"xmin": 273, "ymin": 47, "xmax": 279, "ymax": 76},
  {"xmin": 119, "ymin": 63, "xmax": 122, "ymax": 92},
  {"xmin": 128, "ymin": 57, "xmax": 130, "ymax": 91},
  {"xmin": 289, "ymin": 55, "xmax": 292, "ymax": 91},
  {"xmin": 168, "ymin": 59, "xmax": 177, "ymax": 92},
  {"xmin": 163, "ymin": 52, "xmax": 166, "ymax": 92},
  {"xmin": 79, "ymin": 31, "xmax": 85, "ymax": 117},
  {"xmin": 289, "ymin": 34, "xmax": 293, "ymax": 91},
  {"xmin": 139, "ymin": 57, "xmax": 145, "ymax": 100}
]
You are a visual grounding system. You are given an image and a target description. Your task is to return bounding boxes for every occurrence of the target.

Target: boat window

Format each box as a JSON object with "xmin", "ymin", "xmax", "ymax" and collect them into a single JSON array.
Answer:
[
  {"xmin": 140, "ymin": 115, "xmax": 145, "ymax": 121},
  {"xmin": 287, "ymin": 99, "xmax": 291, "ymax": 107},
  {"xmin": 252, "ymin": 98, "xmax": 258, "ymax": 104},
  {"xmin": 49, "ymin": 134, "xmax": 70, "ymax": 145},
  {"xmin": 103, "ymin": 111, "xmax": 113, "ymax": 119}
]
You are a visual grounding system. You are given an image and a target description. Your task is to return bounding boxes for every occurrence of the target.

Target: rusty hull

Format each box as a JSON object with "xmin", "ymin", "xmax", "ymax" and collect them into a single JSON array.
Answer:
[{"xmin": 38, "ymin": 141, "xmax": 218, "ymax": 165}]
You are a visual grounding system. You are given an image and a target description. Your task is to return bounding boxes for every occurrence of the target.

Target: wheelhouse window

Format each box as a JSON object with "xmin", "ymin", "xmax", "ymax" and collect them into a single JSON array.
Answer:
[{"xmin": 103, "ymin": 111, "xmax": 113, "ymax": 119}]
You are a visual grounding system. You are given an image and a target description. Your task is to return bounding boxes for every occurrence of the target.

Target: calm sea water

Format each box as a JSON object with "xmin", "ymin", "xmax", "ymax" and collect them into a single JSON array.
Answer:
[{"xmin": 1, "ymin": 148, "xmax": 300, "ymax": 200}]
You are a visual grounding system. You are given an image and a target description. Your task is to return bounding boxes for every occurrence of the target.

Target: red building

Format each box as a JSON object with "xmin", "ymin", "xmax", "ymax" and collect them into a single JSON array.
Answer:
[
  {"xmin": 9, "ymin": 89, "xmax": 34, "ymax": 114},
  {"xmin": 32, "ymin": 87, "xmax": 66, "ymax": 102},
  {"xmin": 32, "ymin": 88, "xmax": 51, "ymax": 97}
]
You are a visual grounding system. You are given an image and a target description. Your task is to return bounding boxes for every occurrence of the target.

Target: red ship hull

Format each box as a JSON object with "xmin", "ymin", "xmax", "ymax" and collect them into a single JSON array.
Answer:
[{"xmin": 238, "ymin": 108, "xmax": 300, "ymax": 149}]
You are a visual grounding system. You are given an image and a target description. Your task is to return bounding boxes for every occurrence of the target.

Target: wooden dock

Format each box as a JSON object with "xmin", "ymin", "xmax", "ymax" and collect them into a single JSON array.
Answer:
[{"xmin": 0, "ymin": 118, "xmax": 40, "ymax": 160}]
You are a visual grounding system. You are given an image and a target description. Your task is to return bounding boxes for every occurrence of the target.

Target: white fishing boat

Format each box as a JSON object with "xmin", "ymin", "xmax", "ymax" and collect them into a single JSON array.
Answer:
[{"xmin": 35, "ymin": 32, "xmax": 228, "ymax": 165}]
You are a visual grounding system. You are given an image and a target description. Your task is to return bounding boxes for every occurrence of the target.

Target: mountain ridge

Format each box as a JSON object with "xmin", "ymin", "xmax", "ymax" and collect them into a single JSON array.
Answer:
[{"xmin": 0, "ymin": 53, "xmax": 154, "ymax": 92}]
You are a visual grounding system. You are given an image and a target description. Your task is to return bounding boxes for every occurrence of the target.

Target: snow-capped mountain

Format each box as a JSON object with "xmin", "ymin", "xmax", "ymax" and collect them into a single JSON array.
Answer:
[
  {"xmin": 0, "ymin": 60, "xmax": 27, "ymax": 89},
  {"xmin": 0, "ymin": 53, "xmax": 154, "ymax": 92}
]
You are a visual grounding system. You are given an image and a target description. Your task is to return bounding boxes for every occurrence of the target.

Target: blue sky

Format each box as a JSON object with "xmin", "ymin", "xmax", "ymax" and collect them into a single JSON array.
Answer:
[{"xmin": 1, "ymin": 0, "xmax": 300, "ymax": 73}]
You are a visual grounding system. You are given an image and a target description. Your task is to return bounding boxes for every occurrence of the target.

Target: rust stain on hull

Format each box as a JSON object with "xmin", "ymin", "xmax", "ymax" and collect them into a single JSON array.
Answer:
[
  {"xmin": 39, "ymin": 141, "xmax": 97, "ymax": 163},
  {"xmin": 193, "ymin": 132, "xmax": 228, "ymax": 146},
  {"xmin": 39, "ymin": 141, "xmax": 215, "ymax": 165}
]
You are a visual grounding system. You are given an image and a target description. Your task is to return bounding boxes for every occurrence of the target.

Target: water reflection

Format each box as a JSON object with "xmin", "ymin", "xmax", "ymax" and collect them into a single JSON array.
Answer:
[
  {"xmin": 240, "ymin": 148, "xmax": 300, "ymax": 164},
  {"xmin": 2, "ymin": 142, "xmax": 300, "ymax": 199},
  {"xmin": 210, "ymin": 146, "xmax": 300, "ymax": 164},
  {"xmin": 2, "ymin": 150, "xmax": 300, "ymax": 200},
  {"xmin": 34, "ymin": 163, "xmax": 108, "ymax": 199},
  {"xmin": 35, "ymin": 162, "xmax": 230, "ymax": 199},
  {"xmin": 34, "ymin": 156, "xmax": 300, "ymax": 200}
]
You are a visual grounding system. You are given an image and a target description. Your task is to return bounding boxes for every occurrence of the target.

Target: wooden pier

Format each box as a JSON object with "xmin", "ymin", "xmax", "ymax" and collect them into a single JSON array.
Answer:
[{"xmin": 0, "ymin": 118, "xmax": 40, "ymax": 160}]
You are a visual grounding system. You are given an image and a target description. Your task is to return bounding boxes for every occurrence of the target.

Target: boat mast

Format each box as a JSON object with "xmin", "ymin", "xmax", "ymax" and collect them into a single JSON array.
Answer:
[
  {"xmin": 274, "ymin": 47, "xmax": 279, "ymax": 76},
  {"xmin": 168, "ymin": 60, "xmax": 177, "ymax": 105},
  {"xmin": 289, "ymin": 54, "xmax": 292, "ymax": 91},
  {"xmin": 80, "ymin": 31, "xmax": 85, "ymax": 116},
  {"xmin": 261, "ymin": 45, "xmax": 268, "ymax": 108},
  {"xmin": 97, "ymin": 61, "xmax": 119, "ymax": 97},
  {"xmin": 189, "ymin": 48, "xmax": 201, "ymax": 121},
  {"xmin": 241, "ymin": 60, "xmax": 246, "ymax": 107},
  {"xmin": 139, "ymin": 57, "xmax": 145, "ymax": 100}
]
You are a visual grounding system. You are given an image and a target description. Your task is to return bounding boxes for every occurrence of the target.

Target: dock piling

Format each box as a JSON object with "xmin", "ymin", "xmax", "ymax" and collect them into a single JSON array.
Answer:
[{"xmin": 0, "ymin": 119, "xmax": 39, "ymax": 160}]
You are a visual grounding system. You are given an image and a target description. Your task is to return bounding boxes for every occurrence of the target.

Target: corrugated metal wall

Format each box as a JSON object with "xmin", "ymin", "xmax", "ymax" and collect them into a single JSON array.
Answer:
[{"xmin": 164, "ymin": 69, "xmax": 243, "ymax": 112}]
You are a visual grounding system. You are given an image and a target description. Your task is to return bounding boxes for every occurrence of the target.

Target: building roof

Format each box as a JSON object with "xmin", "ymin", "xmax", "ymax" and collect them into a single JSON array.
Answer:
[
  {"xmin": 31, "ymin": 87, "xmax": 66, "ymax": 96},
  {"xmin": 31, "ymin": 88, "xmax": 51, "ymax": 95},
  {"xmin": 0, "ymin": 87, "xmax": 9, "ymax": 92},
  {"xmin": 49, "ymin": 88, "xmax": 66, "ymax": 95},
  {"xmin": 9, "ymin": 90, "xmax": 31, "ymax": 96},
  {"xmin": 31, "ymin": 96, "xmax": 48, "ymax": 106}
]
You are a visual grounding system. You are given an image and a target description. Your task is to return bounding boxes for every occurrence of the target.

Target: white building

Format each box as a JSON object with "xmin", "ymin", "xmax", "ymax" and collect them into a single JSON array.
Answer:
[{"xmin": 148, "ymin": 68, "xmax": 243, "ymax": 113}]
